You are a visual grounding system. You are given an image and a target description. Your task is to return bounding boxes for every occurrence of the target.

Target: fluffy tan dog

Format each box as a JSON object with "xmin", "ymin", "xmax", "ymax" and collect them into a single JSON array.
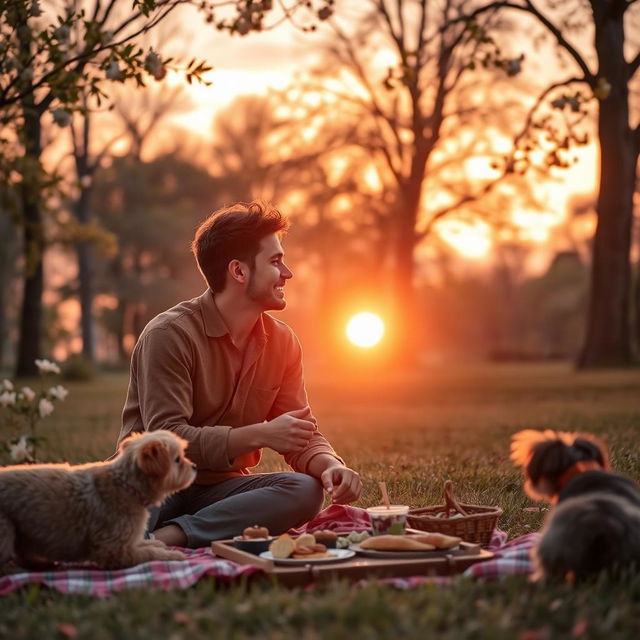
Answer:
[{"xmin": 0, "ymin": 430, "xmax": 197, "ymax": 570}]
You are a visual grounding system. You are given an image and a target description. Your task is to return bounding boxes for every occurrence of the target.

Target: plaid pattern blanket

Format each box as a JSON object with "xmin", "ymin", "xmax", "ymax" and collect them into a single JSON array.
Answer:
[
  {"xmin": 382, "ymin": 532, "xmax": 540, "ymax": 589},
  {"xmin": 0, "ymin": 506, "xmax": 538, "ymax": 596},
  {"xmin": 0, "ymin": 548, "xmax": 258, "ymax": 597}
]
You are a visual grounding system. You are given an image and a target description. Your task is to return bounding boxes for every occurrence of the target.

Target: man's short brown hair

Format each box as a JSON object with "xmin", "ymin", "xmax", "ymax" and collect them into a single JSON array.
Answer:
[{"xmin": 192, "ymin": 201, "xmax": 289, "ymax": 293}]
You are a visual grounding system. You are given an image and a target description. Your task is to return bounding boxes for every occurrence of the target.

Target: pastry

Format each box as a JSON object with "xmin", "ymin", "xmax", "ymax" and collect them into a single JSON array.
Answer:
[
  {"xmin": 292, "ymin": 551, "xmax": 332, "ymax": 559},
  {"xmin": 268, "ymin": 534, "xmax": 295, "ymax": 559},
  {"xmin": 412, "ymin": 532, "xmax": 462, "ymax": 549},
  {"xmin": 313, "ymin": 530, "xmax": 338, "ymax": 543},
  {"xmin": 359, "ymin": 535, "xmax": 435, "ymax": 551},
  {"xmin": 242, "ymin": 525, "xmax": 270, "ymax": 539},
  {"xmin": 295, "ymin": 533, "xmax": 316, "ymax": 549}
]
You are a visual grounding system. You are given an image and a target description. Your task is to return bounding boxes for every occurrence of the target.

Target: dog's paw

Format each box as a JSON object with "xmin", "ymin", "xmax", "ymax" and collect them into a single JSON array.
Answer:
[{"xmin": 157, "ymin": 549, "xmax": 186, "ymax": 562}]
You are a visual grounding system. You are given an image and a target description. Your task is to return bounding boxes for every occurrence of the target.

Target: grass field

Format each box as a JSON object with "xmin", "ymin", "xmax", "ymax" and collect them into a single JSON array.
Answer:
[{"xmin": 1, "ymin": 361, "xmax": 640, "ymax": 638}]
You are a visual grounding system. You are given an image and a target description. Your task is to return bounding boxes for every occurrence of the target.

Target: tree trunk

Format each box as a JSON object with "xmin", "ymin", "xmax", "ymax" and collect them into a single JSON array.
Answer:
[
  {"xmin": 0, "ymin": 215, "xmax": 18, "ymax": 369},
  {"xmin": 16, "ymin": 198, "xmax": 44, "ymax": 377},
  {"xmin": 635, "ymin": 261, "xmax": 640, "ymax": 356},
  {"xmin": 74, "ymin": 111, "xmax": 97, "ymax": 364},
  {"xmin": 578, "ymin": 5, "xmax": 636, "ymax": 367},
  {"xmin": 391, "ymin": 179, "xmax": 423, "ymax": 365},
  {"xmin": 75, "ymin": 185, "xmax": 96, "ymax": 364},
  {"xmin": 15, "ymin": 73, "xmax": 44, "ymax": 377}
]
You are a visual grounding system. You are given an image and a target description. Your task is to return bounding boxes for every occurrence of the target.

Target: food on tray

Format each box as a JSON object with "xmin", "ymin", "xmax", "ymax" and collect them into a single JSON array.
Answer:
[
  {"xmin": 268, "ymin": 534, "xmax": 295, "ymax": 559},
  {"xmin": 292, "ymin": 543, "xmax": 329, "ymax": 559},
  {"xmin": 359, "ymin": 535, "xmax": 436, "ymax": 551},
  {"xmin": 242, "ymin": 525, "xmax": 270, "ymax": 539},
  {"xmin": 337, "ymin": 530, "xmax": 370, "ymax": 548},
  {"xmin": 295, "ymin": 533, "xmax": 316, "ymax": 549},
  {"xmin": 413, "ymin": 532, "xmax": 462, "ymax": 549},
  {"xmin": 366, "ymin": 505, "xmax": 410, "ymax": 535},
  {"xmin": 268, "ymin": 534, "xmax": 332, "ymax": 560},
  {"xmin": 313, "ymin": 530, "xmax": 338, "ymax": 544}
]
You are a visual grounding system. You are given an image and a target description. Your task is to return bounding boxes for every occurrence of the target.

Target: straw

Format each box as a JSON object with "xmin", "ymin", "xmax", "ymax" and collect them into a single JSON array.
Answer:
[{"xmin": 378, "ymin": 481, "xmax": 391, "ymax": 509}]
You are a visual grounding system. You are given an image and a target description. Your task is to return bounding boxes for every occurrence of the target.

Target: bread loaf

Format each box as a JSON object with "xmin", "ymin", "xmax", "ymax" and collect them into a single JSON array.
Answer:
[
  {"xmin": 359, "ymin": 535, "xmax": 435, "ymax": 551},
  {"xmin": 268, "ymin": 534, "xmax": 295, "ymax": 559},
  {"xmin": 413, "ymin": 532, "xmax": 461, "ymax": 549}
]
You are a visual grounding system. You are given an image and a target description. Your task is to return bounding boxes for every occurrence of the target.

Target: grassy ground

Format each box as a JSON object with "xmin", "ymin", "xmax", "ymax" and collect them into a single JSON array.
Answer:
[{"xmin": 1, "ymin": 361, "xmax": 640, "ymax": 638}]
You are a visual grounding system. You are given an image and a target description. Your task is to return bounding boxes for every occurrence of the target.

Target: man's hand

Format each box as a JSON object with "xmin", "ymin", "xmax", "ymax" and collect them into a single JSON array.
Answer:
[
  {"xmin": 320, "ymin": 466, "xmax": 362, "ymax": 505},
  {"xmin": 264, "ymin": 407, "xmax": 316, "ymax": 454}
]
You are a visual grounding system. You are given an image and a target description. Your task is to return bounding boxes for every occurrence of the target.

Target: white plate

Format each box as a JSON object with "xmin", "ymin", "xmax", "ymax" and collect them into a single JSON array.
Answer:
[
  {"xmin": 259, "ymin": 549, "xmax": 355, "ymax": 565},
  {"xmin": 350, "ymin": 543, "xmax": 462, "ymax": 559}
]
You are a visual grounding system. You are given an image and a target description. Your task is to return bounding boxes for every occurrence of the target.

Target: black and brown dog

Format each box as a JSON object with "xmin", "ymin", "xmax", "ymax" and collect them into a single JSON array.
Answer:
[{"xmin": 511, "ymin": 429, "xmax": 640, "ymax": 582}]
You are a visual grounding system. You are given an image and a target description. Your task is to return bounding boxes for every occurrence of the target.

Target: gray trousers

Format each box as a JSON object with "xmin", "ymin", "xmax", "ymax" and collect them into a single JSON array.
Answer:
[{"xmin": 147, "ymin": 472, "xmax": 325, "ymax": 548}]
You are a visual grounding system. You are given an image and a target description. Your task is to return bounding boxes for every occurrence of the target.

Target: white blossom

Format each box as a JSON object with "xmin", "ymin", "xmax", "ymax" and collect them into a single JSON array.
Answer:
[
  {"xmin": 506, "ymin": 55, "xmax": 524, "ymax": 78},
  {"xmin": 9, "ymin": 436, "xmax": 33, "ymax": 463},
  {"xmin": 20, "ymin": 386, "xmax": 36, "ymax": 402},
  {"xmin": 35, "ymin": 358, "xmax": 61, "ymax": 374},
  {"xmin": 0, "ymin": 391, "xmax": 16, "ymax": 407},
  {"xmin": 48, "ymin": 385, "xmax": 69, "ymax": 400},
  {"xmin": 2, "ymin": 379, "xmax": 13, "ymax": 391},
  {"xmin": 144, "ymin": 51, "xmax": 166, "ymax": 81},
  {"xmin": 52, "ymin": 108, "xmax": 71, "ymax": 128},
  {"xmin": 106, "ymin": 59, "xmax": 124, "ymax": 81},
  {"xmin": 144, "ymin": 50, "xmax": 162, "ymax": 74},
  {"xmin": 38, "ymin": 398, "xmax": 54, "ymax": 418},
  {"xmin": 53, "ymin": 25, "xmax": 71, "ymax": 44}
]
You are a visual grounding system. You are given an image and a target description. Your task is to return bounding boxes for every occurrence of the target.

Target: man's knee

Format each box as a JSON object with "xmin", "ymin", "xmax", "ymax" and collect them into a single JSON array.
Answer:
[{"xmin": 286, "ymin": 473, "xmax": 324, "ymax": 514}]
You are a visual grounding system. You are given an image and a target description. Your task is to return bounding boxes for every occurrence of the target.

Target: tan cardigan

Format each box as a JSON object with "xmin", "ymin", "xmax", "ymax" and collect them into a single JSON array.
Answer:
[{"xmin": 117, "ymin": 289, "xmax": 341, "ymax": 483}]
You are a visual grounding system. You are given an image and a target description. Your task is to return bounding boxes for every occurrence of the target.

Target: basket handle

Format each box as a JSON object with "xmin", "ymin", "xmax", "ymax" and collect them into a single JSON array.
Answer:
[{"xmin": 443, "ymin": 480, "xmax": 469, "ymax": 516}]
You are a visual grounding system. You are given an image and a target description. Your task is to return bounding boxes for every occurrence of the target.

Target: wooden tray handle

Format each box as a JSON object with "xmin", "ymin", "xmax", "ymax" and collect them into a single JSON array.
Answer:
[{"xmin": 443, "ymin": 480, "xmax": 469, "ymax": 516}]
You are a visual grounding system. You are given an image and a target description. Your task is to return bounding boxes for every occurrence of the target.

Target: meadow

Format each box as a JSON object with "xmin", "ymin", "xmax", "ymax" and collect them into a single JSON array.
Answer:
[{"xmin": 1, "ymin": 361, "xmax": 640, "ymax": 638}]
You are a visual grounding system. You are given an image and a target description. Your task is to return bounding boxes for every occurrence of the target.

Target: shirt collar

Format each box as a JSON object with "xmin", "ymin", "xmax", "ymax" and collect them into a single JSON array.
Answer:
[{"xmin": 200, "ymin": 289, "xmax": 267, "ymax": 344}]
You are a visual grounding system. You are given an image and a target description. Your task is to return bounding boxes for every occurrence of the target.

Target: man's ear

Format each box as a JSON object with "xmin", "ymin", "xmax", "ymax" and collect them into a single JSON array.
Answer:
[{"xmin": 228, "ymin": 259, "xmax": 250, "ymax": 284}]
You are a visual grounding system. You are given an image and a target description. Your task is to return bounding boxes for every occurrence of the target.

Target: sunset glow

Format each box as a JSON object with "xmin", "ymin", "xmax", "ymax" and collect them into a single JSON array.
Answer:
[
  {"xmin": 437, "ymin": 219, "xmax": 493, "ymax": 258},
  {"xmin": 346, "ymin": 312, "xmax": 385, "ymax": 348}
]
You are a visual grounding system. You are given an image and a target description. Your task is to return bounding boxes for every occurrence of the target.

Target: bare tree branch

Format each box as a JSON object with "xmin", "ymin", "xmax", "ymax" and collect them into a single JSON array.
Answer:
[
  {"xmin": 512, "ymin": 75, "xmax": 587, "ymax": 147},
  {"xmin": 450, "ymin": 1, "xmax": 595, "ymax": 83}
]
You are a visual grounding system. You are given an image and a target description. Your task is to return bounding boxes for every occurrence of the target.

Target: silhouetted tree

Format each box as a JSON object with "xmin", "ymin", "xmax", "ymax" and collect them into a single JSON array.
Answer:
[{"xmin": 466, "ymin": 0, "xmax": 640, "ymax": 366}]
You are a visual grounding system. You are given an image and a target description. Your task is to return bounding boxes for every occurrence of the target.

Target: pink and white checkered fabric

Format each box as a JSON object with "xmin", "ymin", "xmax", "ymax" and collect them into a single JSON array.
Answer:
[
  {"xmin": 0, "ymin": 548, "xmax": 258, "ymax": 597},
  {"xmin": 381, "ymin": 531, "xmax": 540, "ymax": 589},
  {"xmin": 0, "ymin": 507, "xmax": 538, "ymax": 596}
]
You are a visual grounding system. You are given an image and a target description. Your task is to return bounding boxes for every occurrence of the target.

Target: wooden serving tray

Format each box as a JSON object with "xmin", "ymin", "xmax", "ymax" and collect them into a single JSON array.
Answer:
[{"xmin": 211, "ymin": 532, "xmax": 493, "ymax": 587}]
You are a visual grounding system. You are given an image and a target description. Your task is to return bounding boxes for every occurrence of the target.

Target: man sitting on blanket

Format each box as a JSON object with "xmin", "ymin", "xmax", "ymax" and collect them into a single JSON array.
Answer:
[{"xmin": 114, "ymin": 200, "xmax": 362, "ymax": 548}]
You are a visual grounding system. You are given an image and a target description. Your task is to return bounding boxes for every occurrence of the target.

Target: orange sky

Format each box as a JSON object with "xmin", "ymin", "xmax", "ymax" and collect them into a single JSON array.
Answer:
[{"xmin": 150, "ymin": 5, "xmax": 599, "ymax": 267}]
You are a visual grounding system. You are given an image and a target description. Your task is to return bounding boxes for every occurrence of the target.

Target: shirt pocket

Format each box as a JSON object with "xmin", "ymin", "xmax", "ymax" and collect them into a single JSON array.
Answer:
[{"xmin": 245, "ymin": 385, "xmax": 280, "ymax": 424}]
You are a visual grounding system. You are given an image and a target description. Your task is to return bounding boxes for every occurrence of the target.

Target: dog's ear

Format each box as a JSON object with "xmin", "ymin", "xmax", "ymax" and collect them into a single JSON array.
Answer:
[
  {"xmin": 118, "ymin": 432, "xmax": 139, "ymax": 454},
  {"xmin": 527, "ymin": 440, "xmax": 574, "ymax": 484},
  {"xmin": 572, "ymin": 436, "xmax": 610, "ymax": 470},
  {"xmin": 511, "ymin": 430, "xmax": 560, "ymax": 468},
  {"xmin": 137, "ymin": 440, "xmax": 171, "ymax": 478}
]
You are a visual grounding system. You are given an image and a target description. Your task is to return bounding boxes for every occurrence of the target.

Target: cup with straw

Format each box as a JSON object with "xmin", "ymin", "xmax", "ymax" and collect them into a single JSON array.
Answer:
[{"xmin": 366, "ymin": 481, "xmax": 410, "ymax": 535}]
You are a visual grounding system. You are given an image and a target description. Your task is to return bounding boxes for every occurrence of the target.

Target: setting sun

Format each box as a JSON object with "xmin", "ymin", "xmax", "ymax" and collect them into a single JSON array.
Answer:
[{"xmin": 346, "ymin": 312, "xmax": 385, "ymax": 348}]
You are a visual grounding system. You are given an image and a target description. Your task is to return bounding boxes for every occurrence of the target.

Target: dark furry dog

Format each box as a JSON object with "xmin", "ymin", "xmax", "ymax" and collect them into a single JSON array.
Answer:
[{"xmin": 511, "ymin": 429, "xmax": 640, "ymax": 582}]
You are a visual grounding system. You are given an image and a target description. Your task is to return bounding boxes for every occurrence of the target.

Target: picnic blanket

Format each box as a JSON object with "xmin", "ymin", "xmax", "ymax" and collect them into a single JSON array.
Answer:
[
  {"xmin": 383, "ymin": 532, "xmax": 540, "ymax": 589},
  {"xmin": 0, "ymin": 506, "xmax": 538, "ymax": 597}
]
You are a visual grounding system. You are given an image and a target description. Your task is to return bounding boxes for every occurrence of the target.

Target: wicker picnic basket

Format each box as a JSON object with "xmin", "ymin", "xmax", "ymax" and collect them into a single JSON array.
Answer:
[{"xmin": 408, "ymin": 480, "xmax": 502, "ymax": 546}]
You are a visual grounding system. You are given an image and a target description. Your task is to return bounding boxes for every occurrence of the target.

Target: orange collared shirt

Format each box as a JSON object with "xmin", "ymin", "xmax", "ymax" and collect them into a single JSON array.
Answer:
[{"xmin": 117, "ymin": 289, "xmax": 342, "ymax": 483}]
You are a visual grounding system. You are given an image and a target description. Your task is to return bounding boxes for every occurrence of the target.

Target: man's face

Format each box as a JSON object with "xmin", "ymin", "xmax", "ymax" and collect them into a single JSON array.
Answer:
[{"xmin": 245, "ymin": 234, "xmax": 293, "ymax": 311}]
